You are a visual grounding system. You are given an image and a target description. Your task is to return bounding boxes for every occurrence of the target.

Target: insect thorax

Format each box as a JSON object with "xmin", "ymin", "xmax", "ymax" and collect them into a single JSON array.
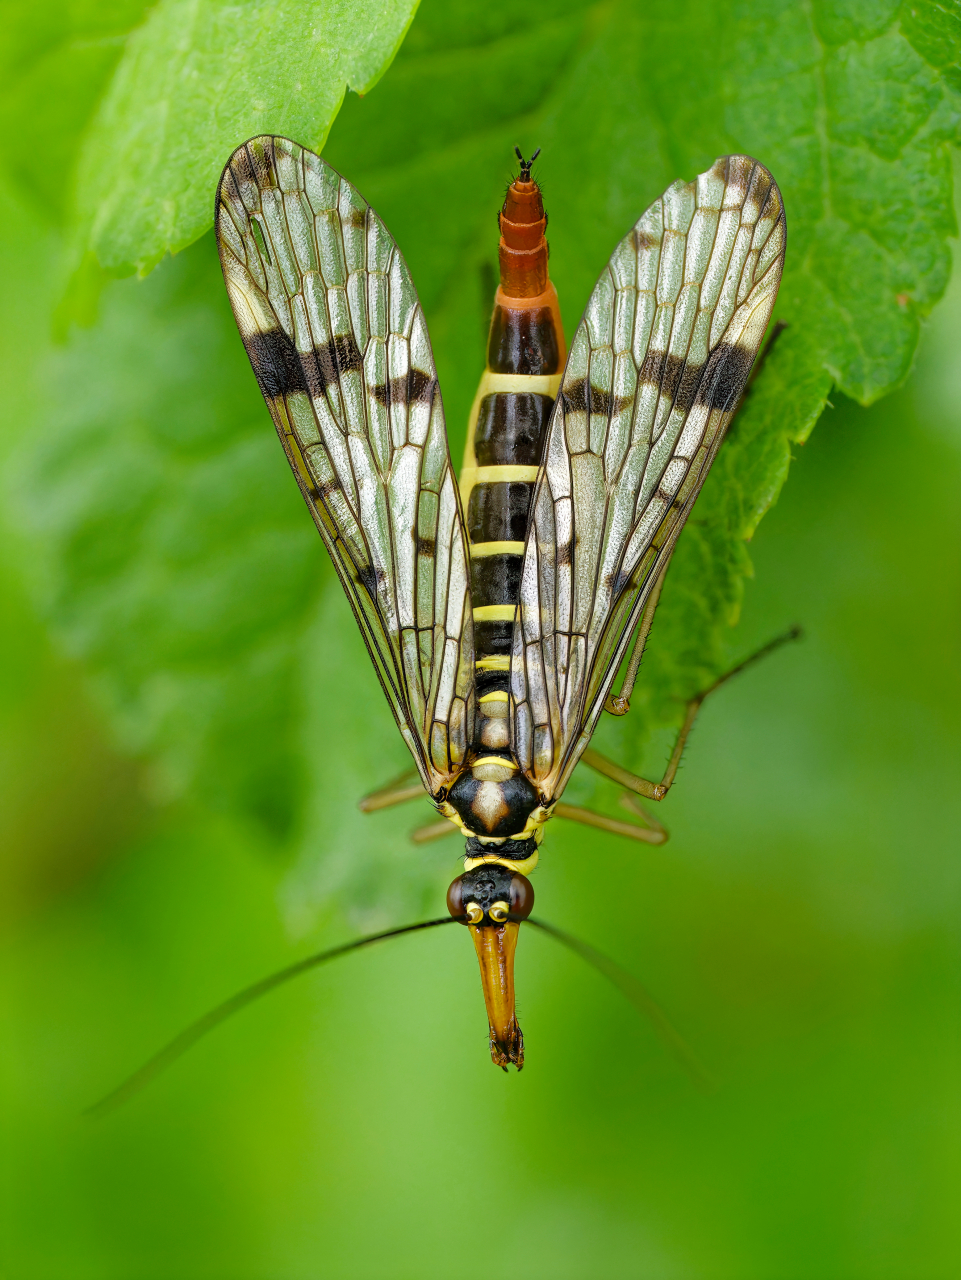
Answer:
[{"xmin": 437, "ymin": 754, "xmax": 550, "ymax": 874}]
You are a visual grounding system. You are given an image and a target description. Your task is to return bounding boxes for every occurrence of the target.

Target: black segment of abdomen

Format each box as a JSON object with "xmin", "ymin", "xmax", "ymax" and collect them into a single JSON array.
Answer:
[
  {"xmin": 473, "ymin": 619, "xmax": 514, "ymax": 655},
  {"xmin": 467, "ymin": 482, "xmax": 534, "ymax": 543},
  {"xmin": 474, "ymin": 393, "xmax": 554, "ymax": 466},
  {"xmin": 474, "ymin": 667, "xmax": 510, "ymax": 696},
  {"xmin": 488, "ymin": 307, "xmax": 561, "ymax": 374},
  {"xmin": 470, "ymin": 553, "xmax": 522, "ymax": 608}
]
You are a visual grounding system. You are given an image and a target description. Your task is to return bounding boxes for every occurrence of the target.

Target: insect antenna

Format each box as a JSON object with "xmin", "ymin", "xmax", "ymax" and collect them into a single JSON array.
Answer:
[
  {"xmin": 86, "ymin": 916, "xmax": 459, "ymax": 1118},
  {"xmin": 526, "ymin": 918, "xmax": 716, "ymax": 1092}
]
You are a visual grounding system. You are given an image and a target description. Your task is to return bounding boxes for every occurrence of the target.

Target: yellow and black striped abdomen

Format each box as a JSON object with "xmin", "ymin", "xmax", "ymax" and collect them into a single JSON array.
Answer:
[
  {"xmin": 460, "ymin": 161, "xmax": 566, "ymax": 752},
  {"xmin": 462, "ymin": 373, "xmax": 560, "ymax": 663}
]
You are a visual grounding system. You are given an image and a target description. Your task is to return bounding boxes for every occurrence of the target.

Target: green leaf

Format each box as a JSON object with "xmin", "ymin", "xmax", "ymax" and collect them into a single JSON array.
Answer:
[
  {"xmin": 75, "ymin": 0, "xmax": 421, "ymax": 275},
  {"xmin": 0, "ymin": 0, "xmax": 152, "ymax": 221},
  {"xmin": 318, "ymin": 0, "xmax": 960, "ymax": 791},
  {"xmin": 900, "ymin": 0, "xmax": 961, "ymax": 93},
  {"xmin": 9, "ymin": 0, "xmax": 961, "ymax": 919},
  {"xmin": 14, "ymin": 243, "xmax": 322, "ymax": 836}
]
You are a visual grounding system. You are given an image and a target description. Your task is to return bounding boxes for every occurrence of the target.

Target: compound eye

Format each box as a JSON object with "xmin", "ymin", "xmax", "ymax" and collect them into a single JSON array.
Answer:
[
  {"xmin": 446, "ymin": 875, "xmax": 468, "ymax": 922},
  {"xmin": 509, "ymin": 873, "xmax": 535, "ymax": 920}
]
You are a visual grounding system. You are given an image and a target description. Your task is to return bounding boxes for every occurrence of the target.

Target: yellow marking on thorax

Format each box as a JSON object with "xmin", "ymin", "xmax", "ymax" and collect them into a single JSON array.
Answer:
[
  {"xmin": 436, "ymin": 797, "xmax": 553, "ymax": 869},
  {"xmin": 472, "ymin": 604, "xmax": 517, "ymax": 622},
  {"xmin": 464, "ymin": 848, "xmax": 540, "ymax": 877},
  {"xmin": 478, "ymin": 691, "xmax": 509, "ymax": 704},
  {"xmin": 470, "ymin": 540, "xmax": 526, "ymax": 558},
  {"xmin": 471, "ymin": 754, "xmax": 517, "ymax": 768},
  {"xmin": 475, "ymin": 655, "xmax": 510, "ymax": 670}
]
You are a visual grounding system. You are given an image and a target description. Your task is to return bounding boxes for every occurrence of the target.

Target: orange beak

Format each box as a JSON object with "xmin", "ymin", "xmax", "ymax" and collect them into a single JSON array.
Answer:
[{"xmin": 469, "ymin": 921, "xmax": 524, "ymax": 1069}]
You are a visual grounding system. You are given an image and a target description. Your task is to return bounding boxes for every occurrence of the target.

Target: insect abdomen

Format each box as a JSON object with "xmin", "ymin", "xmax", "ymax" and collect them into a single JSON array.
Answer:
[{"xmin": 460, "ymin": 159, "xmax": 566, "ymax": 751}]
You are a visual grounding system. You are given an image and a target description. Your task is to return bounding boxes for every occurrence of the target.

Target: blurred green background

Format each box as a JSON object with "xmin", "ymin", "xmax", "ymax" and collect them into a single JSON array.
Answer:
[{"xmin": 2, "ymin": 2, "xmax": 960, "ymax": 1277}]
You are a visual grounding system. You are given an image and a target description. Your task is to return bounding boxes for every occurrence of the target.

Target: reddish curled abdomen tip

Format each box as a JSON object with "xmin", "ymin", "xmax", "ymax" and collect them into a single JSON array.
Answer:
[{"xmin": 498, "ymin": 178, "xmax": 549, "ymax": 299}]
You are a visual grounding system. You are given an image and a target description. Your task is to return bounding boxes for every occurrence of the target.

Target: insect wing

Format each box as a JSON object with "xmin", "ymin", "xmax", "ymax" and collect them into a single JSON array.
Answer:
[
  {"xmin": 216, "ymin": 137, "xmax": 475, "ymax": 795},
  {"xmin": 510, "ymin": 155, "xmax": 786, "ymax": 798}
]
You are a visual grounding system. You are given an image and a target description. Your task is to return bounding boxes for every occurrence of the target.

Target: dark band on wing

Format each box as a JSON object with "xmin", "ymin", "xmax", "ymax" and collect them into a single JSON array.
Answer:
[
  {"xmin": 303, "ymin": 334, "xmax": 363, "ymax": 396},
  {"xmin": 561, "ymin": 378, "xmax": 632, "ymax": 418},
  {"xmin": 638, "ymin": 351, "xmax": 695, "ymax": 410},
  {"xmin": 308, "ymin": 480, "xmax": 342, "ymax": 504},
  {"xmin": 695, "ymin": 342, "xmax": 756, "ymax": 413},
  {"xmin": 632, "ymin": 227, "xmax": 661, "ymax": 253},
  {"xmin": 355, "ymin": 561, "xmax": 388, "ymax": 603},
  {"xmin": 246, "ymin": 327, "xmax": 363, "ymax": 401},
  {"xmin": 230, "ymin": 138, "xmax": 280, "ymax": 192},
  {"xmin": 246, "ymin": 326, "xmax": 309, "ymax": 398},
  {"xmin": 636, "ymin": 342, "xmax": 757, "ymax": 414},
  {"xmin": 605, "ymin": 565, "xmax": 637, "ymax": 599},
  {"xmin": 371, "ymin": 367, "xmax": 436, "ymax": 408}
]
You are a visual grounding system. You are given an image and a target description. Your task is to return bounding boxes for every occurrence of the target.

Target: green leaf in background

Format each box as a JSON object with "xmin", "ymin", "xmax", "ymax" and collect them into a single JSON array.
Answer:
[
  {"xmin": 15, "ymin": 245, "xmax": 321, "ymax": 837},
  {"xmin": 2, "ymin": 4, "xmax": 961, "ymax": 1275},
  {"xmin": 900, "ymin": 0, "xmax": 961, "ymax": 92},
  {"xmin": 322, "ymin": 0, "xmax": 961, "ymax": 837},
  {"xmin": 0, "ymin": 0, "xmax": 152, "ymax": 223},
  {"xmin": 76, "ymin": 0, "xmax": 420, "ymax": 275},
  {"xmin": 13, "ymin": 0, "xmax": 959, "ymax": 919}
]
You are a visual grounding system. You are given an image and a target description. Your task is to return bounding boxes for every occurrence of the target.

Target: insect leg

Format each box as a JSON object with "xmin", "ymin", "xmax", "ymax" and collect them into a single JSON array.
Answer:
[
  {"xmin": 604, "ymin": 563, "xmax": 668, "ymax": 715},
  {"xmin": 581, "ymin": 745, "xmax": 666, "ymax": 801},
  {"xmin": 553, "ymin": 800, "xmax": 667, "ymax": 845},
  {"xmin": 619, "ymin": 792, "xmax": 669, "ymax": 839},
  {"xmin": 409, "ymin": 819, "xmax": 459, "ymax": 844},
  {"xmin": 358, "ymin": 767, "xmax": 424, "ymax": 812},
  {"xmin": 359, "ymin": 771, "xmax": 457, "ymax": 842},
  {"xmin": 590, "ymin": 624, "xmax": 803, "ymax": 801}
]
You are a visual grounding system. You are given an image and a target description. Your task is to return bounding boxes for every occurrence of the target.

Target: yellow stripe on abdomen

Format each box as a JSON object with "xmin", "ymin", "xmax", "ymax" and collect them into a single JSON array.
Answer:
[
  {"xmin": 470, "ymin": 540, "xmax": 526, "ymax": 558},
  {"xmin": 472, "ymin": 604, "xmax": 517, "ymax": 622}
]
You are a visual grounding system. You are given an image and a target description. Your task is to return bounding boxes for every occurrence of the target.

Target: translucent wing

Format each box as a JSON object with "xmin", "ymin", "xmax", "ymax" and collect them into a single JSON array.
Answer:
[
  {"xmin": 216, "ymin": 136, "xmax": 474, "ymax": 795},
  {"xmin": 510, "ymin": 155, "xmax": 785, "ymax": 799}
]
